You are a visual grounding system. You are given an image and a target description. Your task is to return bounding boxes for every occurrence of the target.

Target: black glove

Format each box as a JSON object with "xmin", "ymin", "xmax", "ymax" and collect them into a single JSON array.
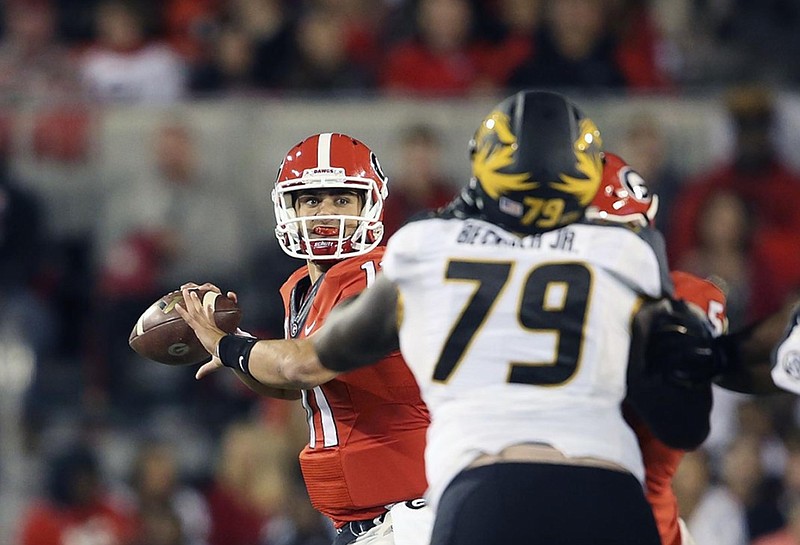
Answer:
[{"xmin": 646, "ymin": 299, "xmax": 721, "ymax": 388}]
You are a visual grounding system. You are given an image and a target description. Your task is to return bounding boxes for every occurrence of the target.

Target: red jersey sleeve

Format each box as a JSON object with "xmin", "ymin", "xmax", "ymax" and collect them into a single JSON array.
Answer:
[{"xmin": 671, "ymin": 271, "xmax": 728, "ymax": 336}]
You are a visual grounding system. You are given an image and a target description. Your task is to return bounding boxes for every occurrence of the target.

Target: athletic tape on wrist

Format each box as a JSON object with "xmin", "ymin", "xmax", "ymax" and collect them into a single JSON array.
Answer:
[{"xmin": 218, "ymin": 335, "xmax": 258, "ymax": 376}]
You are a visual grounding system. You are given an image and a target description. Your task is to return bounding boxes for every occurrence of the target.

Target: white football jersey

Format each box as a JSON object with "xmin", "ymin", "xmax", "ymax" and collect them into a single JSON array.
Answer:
[{"xmin": 382, "ymin": 216, "xmax": 671, "ymax": 508}]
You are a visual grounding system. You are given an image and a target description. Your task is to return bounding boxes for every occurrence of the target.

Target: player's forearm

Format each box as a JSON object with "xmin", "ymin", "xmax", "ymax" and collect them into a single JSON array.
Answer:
[
  {"xmin": 312, "ymin": 275, "xmax": 400, "ymax": 372},
  {"xmin": 715, "ymin": 301, "xmax": 798, "ymax": 394},
  {"xmin": 231, "ymin": 368, "xmax": 302, "ymax": 400},
  {"xmin": 246, "ymin": 338, "xmax": 338, "ymax": 389},
  {"xmin": 714, "ymin": 363, "xmax": 780, "ymax": 394}
]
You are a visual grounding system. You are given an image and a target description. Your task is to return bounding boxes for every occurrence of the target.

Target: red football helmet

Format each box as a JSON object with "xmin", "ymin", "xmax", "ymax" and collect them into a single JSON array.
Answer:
[
  {"xmin": 272, "ymin": 133, "xmax": 389, "ymax": 260},
  {"xmin": 584, "ymin": 152, "xmax": 658, "ymax": 228}
]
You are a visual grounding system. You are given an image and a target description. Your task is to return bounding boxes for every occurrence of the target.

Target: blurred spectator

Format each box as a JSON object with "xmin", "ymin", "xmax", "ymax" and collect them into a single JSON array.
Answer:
[
  {"xmin": 474, "ymin": 0, "xmax": 541, "ymax": 85},
  {"xmin": 619, "ymin": 111, "xmax": 681, "ymax": 234},
  {"xmin": 508, "ymin": 0, "xmax": 626, "ymax": 90},
  {"xmin": 609, "ymin": 0, "xmax": 673, "ymax": 89},
  {"xmin": 380, "ymin": 0, "xmax": 496, "ymax": 96},
  {"xmin": 675, "ymin": 444, "xmax": 750, "ymax": 545},
  {"xmin": 30, "ymin": 105, "xmax": 94, "ymax": 164},
  {"xmin": 0, "ymin": 116, "xmax": 87, "ymax": 463},
  {"xmin": 279, "ymin": 7, "xmax": 370, "ymax": 94},
  {"xmin": 695, "ymin": 0, "xmax": 800, "ymax": 84},
  {"xmin": 266, "ymin": 482, "xmax": 332, "ymax": 545},
  {"xmin": 673, "ymin": 449, "xmax": 738, "ymax": 545},
  {"xmin": 313, "ymin": 0, "xmax": 384, "ymax": 75},
  {"xmin": 672, "ymin": 448, "xmax": 709, "ymax": 529},
  {"xmin": 190, "ymin": 0, "xmax": 295, "ymax": 93},
  {"xmin": 736, "ymin": 400, "xmax": 787, "ymax": 540},
  {"xmin": 54, "ymin": 0, "xmax": 104, "ymax": 44},
  {"xmin": 90, "ymin": 119, "xmax": 245, "ymax": 413},
  {"xmin": 645, "ymin": 0, "xmax": 726, "ymax": 84},
  {"xmin": 96, "ymin": 119, "xmax": 244, "ymax": 294},
  {"xmin": 132, "ymin": 505, "xmax": 186, "ymax": 545},
  {"xmin": 190, "ymin": 27, "xmax": 257, "ymax": 94},
  {"xmin": 381, "ymin": 124, "xmax": 456, "ymax": 237},
  {"xmin": 755, "ymin": 234, "xmax": 800, "ymax": 318},
  {"xmin": 80, "ymin": 0, "xmax": 187, "ymax": 103},
  {"xmin": 126, "ymin": 440, "xmax": 210, "ymax": 545},
  {"xmin": 758, "ymin": 437, "xmax": 800, "ymax": 545},
  {"xmin": 726, "ymin": 434, "xmax": 774, "ymax": 543},
  {"xmin": 669, "ymin": 86, "xmax": 800, "ymax": 320},
  {"xmin": 163, "ymin": 0, "xmax": 221, "ymax": 63},
  {"xmin": 781, "ymin": 432, "xmax": 800, "ymax": 505},
  {"xmin": 234, "ymin": 0, "xmax": 294, "ymax": 89},
  {"xmin": 205, "ymin": 421, "xmax": 299, "ymax": 545},
  {"xmin": 508, "ymin": 0, "xmax": 671, "ymax": 90},
  {"xmin": 18, "ymin": 443, "xmax": 138, "ymax": 545},
  {"xmin": 238, "ymin": 241, "xmax": 300, "ymax": 340},
  {"xmin": 0, "ymin": 0, "xmax": 81, "ymax": 103},
  {"xmin": 0, "ymin": 117, "xmax": 57, "ymax": 362},
  {"xmin": 738, "ymin": 399, "xmax": 788, "ymax": 480},
  {"xmin": 755, "ymin": 498, "xmax": 800, "ymax": 545},
  {"xmin": 673, "ymin": 192, "xmax": 754, "ymax": 328},
  {"xmin": 0, "ymin": 123, "xmax": 45, "ymax": 292}
]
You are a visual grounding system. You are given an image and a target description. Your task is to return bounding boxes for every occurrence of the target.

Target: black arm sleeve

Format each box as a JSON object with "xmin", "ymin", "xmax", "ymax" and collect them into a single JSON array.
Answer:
[
  {"xmin": 711, "ymin": 323, "xmax": 774, "ymax": 394},
  {"xmin": 312, "ymin": 274, "xmax": 401, "ymax": 372},
  {"xmin": 713, "ymin": 301, "xmax": 799, "ymax": 394},
  {"xmin": 624, "ymin": 298, "xmax": 716, "ymax": 451}
]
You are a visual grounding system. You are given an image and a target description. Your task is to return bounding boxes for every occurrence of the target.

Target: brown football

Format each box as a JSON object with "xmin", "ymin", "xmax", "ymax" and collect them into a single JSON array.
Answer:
[{"xmin": 129, "ymin": 289, "xmax": 242, "ymax": 366}]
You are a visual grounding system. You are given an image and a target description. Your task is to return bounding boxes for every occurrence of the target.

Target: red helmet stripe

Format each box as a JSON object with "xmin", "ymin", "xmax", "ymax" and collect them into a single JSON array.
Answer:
[{"xmin": 317, "ymin": 132, "xmax": 332, "ymax": 169}]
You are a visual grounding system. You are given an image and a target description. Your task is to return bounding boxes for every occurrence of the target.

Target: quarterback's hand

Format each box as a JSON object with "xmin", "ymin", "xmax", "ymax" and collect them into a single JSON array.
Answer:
[
  {"xmin": 771, "ymin": 308, "xmax": 800, "ymax": 394},
  {"xmin": 196, "ymin": 356, "xmax": 224, "ymax": 380},
  {"xmin": 180, "ymin": 281, "xmax": 238, "ymax": 305},
  {"xmin": 175, "ymin": 287, "xmax": 226, "ymax": 362}
]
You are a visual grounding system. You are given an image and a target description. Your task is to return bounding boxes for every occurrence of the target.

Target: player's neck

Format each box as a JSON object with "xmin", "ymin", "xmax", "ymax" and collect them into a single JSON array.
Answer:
[{"xmin": 307, "ymin": 260, "xmax": 335, "ymax": 283}]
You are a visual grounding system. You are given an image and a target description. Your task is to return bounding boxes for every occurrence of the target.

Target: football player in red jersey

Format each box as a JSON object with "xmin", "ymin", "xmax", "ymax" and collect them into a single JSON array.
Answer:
[
  {"xmin": 183, "ymin": 133, "xmax": 432, "ymax": 545},
  {"xmin": 590, "ymin": 152, "xmax": 796, "ymax": 545}
]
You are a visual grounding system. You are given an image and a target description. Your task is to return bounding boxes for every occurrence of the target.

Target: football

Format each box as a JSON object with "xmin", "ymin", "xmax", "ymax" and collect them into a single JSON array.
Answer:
[{"xmin": 129, "ymin": 289, "xmax": 242, "ymax": 366}]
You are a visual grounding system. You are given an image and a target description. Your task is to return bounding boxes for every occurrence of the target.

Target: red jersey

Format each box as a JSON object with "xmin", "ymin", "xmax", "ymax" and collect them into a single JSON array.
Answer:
[
  {"xmin": 626, "ymin": 271, "xmax": 727, "ymax": 545},
  {"xmin": 279, "ymin": 248, "xmax": 430, "ymax": 527}
]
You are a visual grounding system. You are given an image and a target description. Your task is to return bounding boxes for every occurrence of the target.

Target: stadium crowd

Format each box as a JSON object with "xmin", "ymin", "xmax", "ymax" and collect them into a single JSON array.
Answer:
[
  {"xmin": 2, "ymin": 0, "xmax": 800, "ymax": 104},
  {"xmin": 1, "ymin": 0, "xmax": 800, "ymax": 544}
]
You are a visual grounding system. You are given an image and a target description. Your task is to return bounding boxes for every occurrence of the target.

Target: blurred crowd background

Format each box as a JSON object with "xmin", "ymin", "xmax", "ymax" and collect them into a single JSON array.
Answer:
[{"xmin": 1, "ymin": 0, "xmax": 800, "ymax": 544}]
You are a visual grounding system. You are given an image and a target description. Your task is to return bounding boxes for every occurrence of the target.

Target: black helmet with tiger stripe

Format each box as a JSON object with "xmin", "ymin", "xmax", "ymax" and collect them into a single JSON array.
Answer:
[{"xmin": 466, "ymin": 90, "xmax": 604, "ymax": 235}]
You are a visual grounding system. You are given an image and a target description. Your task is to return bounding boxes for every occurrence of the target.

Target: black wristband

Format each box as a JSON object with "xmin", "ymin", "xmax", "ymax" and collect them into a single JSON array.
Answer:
[{"xmin": 218, "ymin": 335, "xmax": 258, "ymax": 376}]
